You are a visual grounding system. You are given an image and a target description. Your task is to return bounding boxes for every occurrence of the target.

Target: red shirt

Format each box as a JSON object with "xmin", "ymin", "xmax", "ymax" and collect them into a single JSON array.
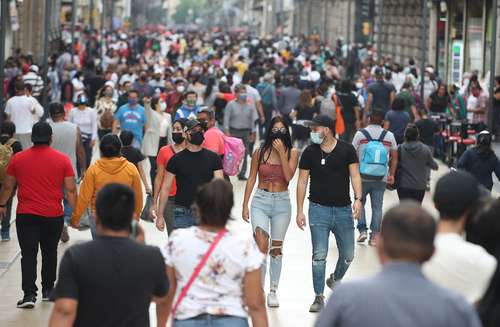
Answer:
[
  {"xmin": 203, "ymin": 127, "xmax": 225, "ymax": 156},
  {"xmin": 156, "ymin": 145, "xmax": 177, "ymax": 196},
  {"xmin": 7, "ymin": 146, "xmax": 74, "ymax": 217}
]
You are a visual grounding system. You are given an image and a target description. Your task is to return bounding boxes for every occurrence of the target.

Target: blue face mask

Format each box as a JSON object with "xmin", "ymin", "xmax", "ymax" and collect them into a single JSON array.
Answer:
[
  {"xmin": 238, "ymin": 94, "xmax": 248, "ymax": 102},
  {"xmin": 310, "ymin": 132, "xmax": 324, "ymax": 144},
  {"xmin": 128, "ymin": 98, "xmax": 138, "ymax": 106}
]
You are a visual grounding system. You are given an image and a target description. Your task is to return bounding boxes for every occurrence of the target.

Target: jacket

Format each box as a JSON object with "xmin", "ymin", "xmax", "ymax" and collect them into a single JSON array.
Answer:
[
  {"xmin": 71, "ymin": 157, "xmax": 143, "ymax": 224},
  {"xmin": 457, "ymin": 147, "xmax": 500, "ymax": 191},
  {"xmin": 398, "ymin": 141, "xmax": 438, "ymax": 190}
]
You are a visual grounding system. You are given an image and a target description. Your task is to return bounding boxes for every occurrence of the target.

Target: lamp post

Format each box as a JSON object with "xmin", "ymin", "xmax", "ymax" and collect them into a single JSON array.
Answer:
[
  {"xmin": 0, "ymin": 0, "xmax": 9, "ymax": 120},
  {"xmin": 488, "ymin": 0, "xmax": 498, "ymax": 132},
  {"xmin": 41, "ymin": 0, "xmax": 53, "ymax": 115},
  {"xmin": 420, "ymin": 0, "xmax": 428, "ymax": 109}
]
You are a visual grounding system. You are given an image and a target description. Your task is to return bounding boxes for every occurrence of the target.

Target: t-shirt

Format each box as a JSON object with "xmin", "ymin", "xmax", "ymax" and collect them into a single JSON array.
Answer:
[
  {"xmin": 121, "ymin": 146, "xmax": 145, "ymax": 167},
  {"xmin": 114, "ymin": 104, "xmax": 146, "ymax": 145},
  {"xmin": 52, "ymin": 236, "xmax": 169, "ymax": 327},
  {"xmin": 4, "ymin": 95, "xmax": 42, "ymax": 134},
  {"xmin": 7, "ymin": 145, "xmax": 75, "ymax": 217},
  {"xmin": 429, "ymin": 92, "xmax": 450, "ymax": 113},
  {"xmin": 423, "ymin": 233, "xmax": 497, "ymax": 303},
  {"xmin": 203, "ymin": 127, "xmax": 225, "ymax": 156},
  {"xmin": 167, "ymin": 149, "xmax": 223, "ymax": 207},
  {"xmin": 385, "ymin": 110, "xmax": 410, "ymax": 144},
  {"xmin": 368, "ymin": 81, "xmax": 396, "ymax": 112},
  {"xmin": 156, "ymin": 145, "xmax": 178, "ymax": 197},
  {"xmin": 162, "ymin": 227, "xmax": 263, "ymax": 320},
  {"xmin": 415, "ymin": 118, "xmax": 439, "ymax": 147},
  {"xmin": 299, "ymin": 141, "xmax": 358, "ymax": 206},
  {"xmin": 337, "ymin": 92, "xmax": 359, "ymax": 124}
]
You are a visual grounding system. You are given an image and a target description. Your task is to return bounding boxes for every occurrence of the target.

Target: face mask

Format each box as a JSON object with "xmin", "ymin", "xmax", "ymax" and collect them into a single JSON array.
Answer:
[
  {"xmin": 238, "ymin": 93, "xmax": 248, "ymax": 102},
  {"xmin": 177, "ymin": 85, "xmax": 186, "ymax": 93},
  {"xmin": 355, "ymin": 82, "xmax": 363, "ymax": 89},
  {"xmin": 172, "ymin": 132, "xmax": 185, "ymax": 144},
  {"xmin": 424, "ymin": 76, "xmax": 430, "ymax": 82},
  {"xmin": 189, "ymin": 130, "xmax": 205, "ymax": 146},
  {"xmin": 79, "ymin": 96, "xmax": 87, "ymax": 105},
  {"xmin": 160, "ymin": 101, "xmax": 167, "ymax": 111},
  {"xmin": 128, "ymin": 98, "xmax": 138, "ymax": 106},
  {"xmin": 104, "ymin": 90, "xmax": 113, "ymax": 97},
  {"xmin": 271, "ymin": 129, "xmax": 286, "ymax": 140},
  {"xmin": 186, "ymin": 99, "xmax": 196, "ymax": 106},
  {"xmin": 199, "ymin": 120, "xmax": 208, "ymax": 131},
  {"xmin": 310, "ymin": 132, "xmax": 324, "ymax": 145}
]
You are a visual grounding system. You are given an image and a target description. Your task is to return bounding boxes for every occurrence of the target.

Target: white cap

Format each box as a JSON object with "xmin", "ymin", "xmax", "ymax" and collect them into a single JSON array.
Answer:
[{"xmin": 29, "ymin": 65, "xmax": 39, "ymax": 73}]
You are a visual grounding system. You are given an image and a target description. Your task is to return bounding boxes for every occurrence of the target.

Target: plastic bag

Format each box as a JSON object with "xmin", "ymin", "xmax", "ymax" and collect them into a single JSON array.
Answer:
[{"xmin": 141, "ymin": 194, "xmax": 154, "ymax": 222}]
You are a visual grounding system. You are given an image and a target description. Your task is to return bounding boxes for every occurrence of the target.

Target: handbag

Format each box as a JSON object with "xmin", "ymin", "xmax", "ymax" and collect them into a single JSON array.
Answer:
[
  {"xmin": 171, "ymin": 228, "xmax": 228, "ymax": 319},
  {"xmin": 332, "ymin": 94, "xmax": 345, "ymax": 136}
]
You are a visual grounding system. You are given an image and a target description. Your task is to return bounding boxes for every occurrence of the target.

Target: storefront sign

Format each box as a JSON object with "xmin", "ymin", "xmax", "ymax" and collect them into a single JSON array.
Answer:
[{"xmin": 451, "ymin": 40, "xmax": 464, "ymax": 85}]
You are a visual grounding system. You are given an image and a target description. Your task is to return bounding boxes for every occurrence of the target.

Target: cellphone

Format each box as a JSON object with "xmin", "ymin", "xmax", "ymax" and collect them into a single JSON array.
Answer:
[{"xmin": 130, "ymin": 220, "xmax": 138, "ymax": 240}]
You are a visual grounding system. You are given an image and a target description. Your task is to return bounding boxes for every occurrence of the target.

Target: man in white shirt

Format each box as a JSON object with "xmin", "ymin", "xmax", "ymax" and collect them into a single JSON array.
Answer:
[
  {"xmin": 5, "ymin": 80, "xmax": 44, "ymax": 149},
  {"xmin": 424, "ymin": 171, "xmax": 497, "ymax": 303}
]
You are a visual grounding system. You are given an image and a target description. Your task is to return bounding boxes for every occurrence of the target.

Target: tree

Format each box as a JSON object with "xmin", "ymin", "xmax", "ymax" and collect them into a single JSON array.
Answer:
[{"xmin": 174, "ymin": 0, "xmax": 206, "ymax": 25}]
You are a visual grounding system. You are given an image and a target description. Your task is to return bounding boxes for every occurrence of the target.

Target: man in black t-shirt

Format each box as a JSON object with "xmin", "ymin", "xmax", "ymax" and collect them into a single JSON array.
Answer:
[
  {"xmin": 156, "ymin": 119, "xmax": 223, "ymax": 230},
  {"xmin": 50, "ymin": 184, "xmax": 169, "ymax": 327},
  {"xmin": 296, "ymin": 115, "xmax": 362, "ymax": 313},
  {"xmin": 366, "ymin": 68, "xmax": 396, "ymax": 113},
  {"xmin": 119, "ymin": 130, "xmax": 152, "ymax": 194}
]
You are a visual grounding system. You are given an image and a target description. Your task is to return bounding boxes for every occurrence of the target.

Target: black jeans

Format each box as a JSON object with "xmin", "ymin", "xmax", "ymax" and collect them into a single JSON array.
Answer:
[
  {"xmin": 149, "ymin": 156, "xmax": 157, "ymax": 193},
  {"xmin": 397, "ymin": 187, "xmax": 426, "ymax": 204},
  {"xmin": 16, "ymin": 214, "xmax": 63, "ymax": 296}
]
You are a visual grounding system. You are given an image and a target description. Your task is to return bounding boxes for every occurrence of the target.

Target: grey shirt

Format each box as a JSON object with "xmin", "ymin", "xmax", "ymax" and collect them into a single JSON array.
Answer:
[
  {"xmin": 398, "ymin": 141, "xmax": 438, "ymax": 190},
  {"xmin": 50, "ymin": 121, "xmax": 78, "ymax": 175},
  {"xmin": 223, "ymin": 100, "xmax": 259, "ymax": 131},
  {"xmin": 278, "ymin": 86, "xmax": 301, "ymax": 115},
  {"xmin": 315, "ymin": 262, "xmax": 481, "ymax": 327}
]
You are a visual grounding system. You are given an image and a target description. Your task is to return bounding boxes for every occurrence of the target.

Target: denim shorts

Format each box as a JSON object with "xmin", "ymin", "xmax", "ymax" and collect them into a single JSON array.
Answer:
[
  {"xmin": 174, "ymin": 315, "xmax": 248, "ymax": 327},
  {"xmin": 250, "ymin": 189, "xmax": 291, "ymax": 241}
]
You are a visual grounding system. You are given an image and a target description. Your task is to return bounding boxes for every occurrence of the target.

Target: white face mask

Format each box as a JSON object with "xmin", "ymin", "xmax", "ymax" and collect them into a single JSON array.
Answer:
[
  {"xmin": 177, "ymin": 85, "xmax": 186, "ymax": 93},
  {"xmin": 159, "ymin": 101, "xmax": 167, "ymax": 111},
  {"xmin": 355, "ymin": 82, "xmax": 363, "ymax": 89}
]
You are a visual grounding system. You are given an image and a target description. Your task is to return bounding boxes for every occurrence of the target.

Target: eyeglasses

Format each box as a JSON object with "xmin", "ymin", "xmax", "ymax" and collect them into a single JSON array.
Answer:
[{"xmin": 272, "ymin": 127, "xmax": 287, "ymax": 133}]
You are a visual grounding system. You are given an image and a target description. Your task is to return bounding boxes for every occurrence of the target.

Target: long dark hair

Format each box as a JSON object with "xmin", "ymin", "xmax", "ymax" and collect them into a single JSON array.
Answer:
[{"xmin": 258, "ymin": 116, "xmax": 292, "ymax": 167}]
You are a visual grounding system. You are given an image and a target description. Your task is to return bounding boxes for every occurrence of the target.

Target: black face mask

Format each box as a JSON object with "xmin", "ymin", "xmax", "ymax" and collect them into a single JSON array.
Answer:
[
  {"xmin": 199, "ymin": 120, "xmax": 208, "ymax": 131},
  {"xmin": 189, "ymin": 130, "xmax": 205, "ymax": 146},
  {"xmin": 172, "ymin": 132, "xmax": 185, "ymax": 144},
  {"xmin": 271, "ymin": 130, "xmax": 287, "ymax": 140}
]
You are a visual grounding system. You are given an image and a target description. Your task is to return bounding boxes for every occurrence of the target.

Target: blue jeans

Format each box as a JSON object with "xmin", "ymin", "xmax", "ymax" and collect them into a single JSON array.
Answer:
[
  {"xmin": 174, "ymin": 315, "xmax": 248, "ymax": 327},
  {"xmin": 309, "ymin": 202, "xmax": 355, "ymax": 296},
  {"xmin": 63, "ymin": 189, "xmax": 73, "ymax": 225},
  {"xmin": 173, "ymin": 205, "xmax": 197, "ymax": 229},
  {"xmin": 358, "ymin": 181, "xmax": 386, "ymax": 236}
]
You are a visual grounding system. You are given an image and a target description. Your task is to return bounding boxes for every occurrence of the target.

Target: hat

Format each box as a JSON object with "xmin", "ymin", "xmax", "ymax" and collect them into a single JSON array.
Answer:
[
  {"xmin": 374, "ymin": 67, "xmax": 384, "ymax": 76},
  {"xmin": 31, "ymin": 122, "xmax": 52, "ymax": 143},
  {"xmin": 305, "ymin": 115, "xmax": 335, "ymax": 130},
  {"xmin": 29, "ymin": 65, "xmax": 39, "ymax": 73},
  {"xmin": 184, "ymin": 119, "xmax": 201, "ymax": 131},
  {"xmin": 198, "ymin": 106, "xmax": 214, "ymax": 115},
  {"xmin": 433, "ymin": 171, "xmax": 480, "ymax": 217}
]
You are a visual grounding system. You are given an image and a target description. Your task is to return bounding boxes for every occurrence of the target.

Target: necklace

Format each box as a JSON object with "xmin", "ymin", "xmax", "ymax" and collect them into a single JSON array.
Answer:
[{"xmin": 320, "ymin": 139, "xmax": 337, "ymax": 165}]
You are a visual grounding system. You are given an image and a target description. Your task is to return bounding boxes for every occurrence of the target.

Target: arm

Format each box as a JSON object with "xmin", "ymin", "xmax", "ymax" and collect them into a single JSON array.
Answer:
[
  {"xmin": 0, "ymin": 175, "xmax": 16, "ymax": 218},
  {"xmin": 494, "ymin": 157, "xmax": 500, "ymax": 182},
  {"xmin": 411, "ymin": 105, "xmax": 418, "ymax": 121},
  {"xmin": 138, "ymin": 160, "xmax": 152, "ymax": 193},
  {"xmin": 75, "ymin": 128, "xmax": 86, "ymax": 175},
  {"xmin": 256, "ymin": 100, "xmax": 265, "ymax": 122},
  {"xmin": 388, "ymin": 149, "xmax": 398, "ymax": 183},
  {"xmin": 383, "ymin": 120, "xmax": 390, "ymax": 130},
  {"xmin": 162, "ymin": 266, "xmax": 177, "ymax": 325},
  {"xmin": 112, "ymin": 119, "xmax": 120, "ymax": 134},
  {"xmin": 296, "ymin": 169, "xmax": 310, "ymax": 230},
  {"xmin": 223, "ymin": 103, "xmax": 231, "ymax": 135},
  {"xmin": 243, "ymin": 269, "xmax": 268, "ymax": 327},
  {"xmin": 70, "ymin": 170, "xmax": 94, "ymax": 226},
  {"xmin": 48, "ymin": 299, "xmax": 78, "ymax": 327},
  {"xmin": 213, "ymin": 169, "xmax": 224, "ymax": 179},
  {"xmin": 63, "ymin": 177, "xmax": 77, "ymax": 211},
  {"xmin": 156, "ymin": 172, "xmax": 174, "ymax": 231},
  {"xmin": 242, "ymin": 150, "xmax": 260, "ymax": 222},
  {"xmin": 457, "ymin": 150, "xmax": 468, "ymax": 170},
  {"xmin": 91, "ymin": 110, "xmax": 98, "ymax": 143},
  {"xmin": 349, "ymin": 163, "xmax": 362, "ymax": 219},
  {"xmin": 427, "ymin": 148, "xmax": 439, "ymax": 171},
  {"xmin": 278, "ymin": 148, "xmax": 299, "ymax": 182},
  {"xmin": 390, "ymin": 90, "xmax": 396, "ymax": 105},
  {"xmin": 131, "ymin": 167, "xmax": 144, "ymax": 220},
  {"xmin": 354, "ymin": 105, "xmax": 361, "ymax": 129},
  {"xmin": 366, "ymin": 92, "xmax": 373, "ymax": 113},
  {"xmin": 153, "ymin": 162, "xmax": 166, "ymax": 210}
]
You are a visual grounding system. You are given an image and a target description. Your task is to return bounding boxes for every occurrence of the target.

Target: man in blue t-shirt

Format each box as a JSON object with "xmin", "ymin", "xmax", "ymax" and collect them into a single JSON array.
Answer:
[
  {"xmin": 174, "ymin": 91, "xmax": 200, "ymax": 120},
  {"xmin": 113, "ymin": 90, "xmax": 147, "ymax": 148}
]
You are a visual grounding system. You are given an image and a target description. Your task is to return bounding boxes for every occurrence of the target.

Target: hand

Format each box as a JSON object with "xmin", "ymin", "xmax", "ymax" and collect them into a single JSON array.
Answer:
[
  {"xmin": 272, "ymin": 139, "xmax": 286, "ymax": 157},
  {"xmin": 296, "ymin": 212, "xmax": 307, "ymax": 230},
  {"xmin": 70, "ymin": 220, "xmax": 80, "ymax": 229},
  {"xmin": 387, "ymin": 175, "xmax": 395, "ymax": 185},
  {"xmin": 91, "ymin": 140, "xmax": 96, "ymax": 148},
  {"xmin": 145, "ymin": 187, "xmax": 152, "ymax": 195},
  {"xmin": 155, "ymin": 215, "xmax": 165, "ymax": 231},
  {"xmin": 242, "ymin": 206, "xmax": 250, "ymax": 223},
  {"xmin": 352, "ymin": 199, "xmax": 362, "ymax": 220},
  {"xmin": 355, "ymin": 120, "xmax": 361, "ymax": 130},
  {"xmin": 143, "ymin": 97, "xmax": 151, "ymax": 105},
  {"xmin": 259, "ymin": 116, "xmax": 265, "ymax": 124}
]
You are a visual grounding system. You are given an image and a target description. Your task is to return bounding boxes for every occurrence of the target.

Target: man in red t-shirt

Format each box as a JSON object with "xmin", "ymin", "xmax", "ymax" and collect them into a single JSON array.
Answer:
[{"xmin": 0, "ymin": 122, "xmax": 77, "ymax": 309}]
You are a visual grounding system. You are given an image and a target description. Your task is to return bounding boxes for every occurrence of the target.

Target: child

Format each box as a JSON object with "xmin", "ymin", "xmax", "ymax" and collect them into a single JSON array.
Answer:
[{"xmin": 119, "ymin": 131, "xmax": 151, "ymax": 194}]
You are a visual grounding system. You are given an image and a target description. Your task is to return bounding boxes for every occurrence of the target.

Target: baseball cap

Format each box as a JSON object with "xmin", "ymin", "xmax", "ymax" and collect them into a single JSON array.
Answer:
[
  {"xmin": 184, "ymin": 119, "xmax": 201, "ymax": 131},
  {"xmin": 198, "ymin": 106, "xmax": 214, "ymax": 115},
  {"xmin": 305, "ymin": 114, "xmax": 335, "ymax": 130},
  {"xmin": 374, "ymin": 67, "xmax": 384, "ymax": 76},
  {"xmin": 49, "ymin": 102, "xmax": 65, "ymax": 117},
  {"xmin": 29, "ymin": 65, "xmax": 39, "ymax": 73},
  {"xmin": 433, "ymin": 171, "xmax": 480, "ymax": 219},
  {"xmin": 31, "ymin": 122, "xmax": 52, "ymax": 143}
]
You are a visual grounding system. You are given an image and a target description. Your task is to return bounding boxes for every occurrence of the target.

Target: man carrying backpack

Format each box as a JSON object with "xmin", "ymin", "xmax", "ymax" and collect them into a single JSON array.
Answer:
[{"xmin": 352, "ymin": 109, "xmax": 398, "ymax": 246}]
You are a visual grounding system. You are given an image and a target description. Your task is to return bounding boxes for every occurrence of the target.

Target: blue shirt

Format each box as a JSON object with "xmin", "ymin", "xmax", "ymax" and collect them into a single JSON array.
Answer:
[
  {"xmin": 175, "ymin": 105, "xmax": 200, "ymax": 120},
  {"xmin": 114, "ymin": 104, "xmax": 147, "ymax": 145}
]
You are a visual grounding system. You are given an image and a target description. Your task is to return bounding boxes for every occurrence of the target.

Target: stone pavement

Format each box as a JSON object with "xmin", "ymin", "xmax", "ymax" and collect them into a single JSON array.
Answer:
[{"xmin": 0, "ymin": 163, "xmax": 450, "ymax": 327}]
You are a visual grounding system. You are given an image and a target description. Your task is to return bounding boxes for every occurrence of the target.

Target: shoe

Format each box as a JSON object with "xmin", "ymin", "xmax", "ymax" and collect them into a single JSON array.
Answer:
[
  {"xmin": 357, "ymin": 231, "xmax": 367, "ymax": 243},
  {"xmin": 326, "ymin": 274, "xmax": 340, "ymax": 291},
  {"xmin": 42, "ymin": 288, "xmax": 52, "ymax": 302},
  {"xmin": 309, "ymin": 295, "xmax": 325, "ymax": 313},
  {"xmin": 426, "ymin": 183, "xmax": 431, "ymax": 191},
  {"xmin": 1, "ymin": 231, "xmax": 10, "ymax": 242},
  {"xmin": 60, "ymin": 225, "xmax": 70, "ymax": 243},
  {"xmin": 369, "ymin": 237, "xmax": 377, "ymax": 247},
  {"xmin": 238, "ymin": 176, "xmax": 248, "ymax": 181},
  {"xmin": 17, "ymin": 295, "xmax": 36, "ymax": 309},
  {"xmin": 267, "ymin": 291, "xmax": 279, "ymax": 308}
]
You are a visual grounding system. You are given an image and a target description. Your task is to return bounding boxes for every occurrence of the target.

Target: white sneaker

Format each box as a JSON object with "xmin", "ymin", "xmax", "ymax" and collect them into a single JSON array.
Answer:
[{"xmin": 267, "ymin": 291, "xmax": 279, "ymax": 308}]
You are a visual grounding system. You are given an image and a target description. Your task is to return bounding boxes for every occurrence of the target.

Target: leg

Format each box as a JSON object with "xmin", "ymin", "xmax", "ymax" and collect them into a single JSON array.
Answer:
[
  {"xmin": 331, "ymin": 206, "xmax": 355, "ymax": 281},
  {"xmin": 250, "ymin": 191, "xmax": 271, "ymax": 287},
  {"xmin": 212, "ymin": 316, "xmax": 249, "ymax": 327},
  {"xmin": 1, "ymin": 193, "xmax": 13, "ymax": 239},
  {"xmin": 269, "ymin": 194, "xmax": 291, "ymax": 291},
  {"xmin": 357, "ymin": 181, "xmax": 371, "ymax": 233},
  {"xmin": 414, "ymin": 189, "xmax": 426, "ymax": 204},
  {"xmin": 149, "ymin": 156, "xmax": 157, "ymax": 193},
  {"xmin": 308, "ymin": 202, "xmax": 333, "ymax": 296},
  {"xmin": 368, "ymin": 181, "xmax": 386, "ymax": 237},
  {"xmin": 40, "ymin": 217, "xmax": 64, "ymax": 291},
  {"xmin": 16, "ymin": 215, "xmax": 40, "ymax": 297},
  {"xmin": 89, "ymin": 214, "xmax": 97, "ymax": 239},
  {"xmin": 239, "ymin": 132, "xmax": 251, "ymax": 179}
]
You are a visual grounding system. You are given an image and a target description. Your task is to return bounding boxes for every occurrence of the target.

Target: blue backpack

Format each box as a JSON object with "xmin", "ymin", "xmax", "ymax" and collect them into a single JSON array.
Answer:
[{"xmin": 359, "ymin": 129, "xmax": 389, "ymax": 180}]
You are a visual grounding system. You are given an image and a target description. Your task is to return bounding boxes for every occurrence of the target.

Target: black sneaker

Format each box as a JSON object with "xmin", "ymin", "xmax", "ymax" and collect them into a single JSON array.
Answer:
[
  {"xmin": 17, "ymin": 295, "xmax": 36, "ymax": 309},
  {"xmin": 42, "ymin": 288, "xmax": 53, "ymax": 302},
  {"xmin": 309, "ymin": 295, "xmax": 325, "ymax": 312},
  {"xmin": 238, "ymin": 176, "xmax": 248, "ymax": 181}
]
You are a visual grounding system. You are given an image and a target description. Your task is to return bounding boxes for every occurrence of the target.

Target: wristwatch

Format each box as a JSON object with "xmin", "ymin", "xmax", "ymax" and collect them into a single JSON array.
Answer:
[{"xmin": 354, "ymin": 197, "xmax": 363, "ymax": 202}]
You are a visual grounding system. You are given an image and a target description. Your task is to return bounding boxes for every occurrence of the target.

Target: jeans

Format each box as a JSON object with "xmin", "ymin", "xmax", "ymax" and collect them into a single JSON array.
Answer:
[
  {"xmin": 229, "ymin": 128, "xmax": 251, "ymax": 179},
  {"xmin": 309, "ymin": 202, "xmax": 355, "ymax": 296},
  {"xmin": 397, "ymin": 187, "xmax": 425, "ymax": 204},
  {"xmin": 164, "ymin": 197, "xmax": 176, "ymax": 235},
  {"xmin": 16, "ymin": 214, "xmax": 63, "ymax": 296},
  {"xmin": 174, "ymin": 315, "xmax": 248, "ymax": 327},
  {"xmin": 340, "ymin": 122, "xmax": 357, "ymax": 144},
  {"xmin": 358, "ymin": 181, "xmax": 386, "ymax": 235},
  {"xmin": 250, "ymin": 189, "xmax": 291, "ymax": 290},
  {"xmin": 62, "ymin": 188, "xmax": 73, "ymax": 225},
  {"xmin": 173, "ymin": 205, "xmax": 197, "ymax": 229},
  {"xmin": 149, "ymin": 156, "xmax": 157, "ymax": 193}
]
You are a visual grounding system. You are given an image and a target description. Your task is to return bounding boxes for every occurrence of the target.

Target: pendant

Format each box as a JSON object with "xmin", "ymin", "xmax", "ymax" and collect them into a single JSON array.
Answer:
[{"xmin": 321, "ymin": 158, "xmax": 326, "ymax": 165}]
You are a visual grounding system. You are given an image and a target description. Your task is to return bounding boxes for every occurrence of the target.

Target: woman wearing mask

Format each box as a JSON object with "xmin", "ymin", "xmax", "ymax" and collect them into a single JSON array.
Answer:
[
  {"xmin": 153, "ymin": 118, "xmax": 187, "ymax": 234},
  {"xmin": 162, "ymin": 179, "xmax": 268, "ymax": 327},
  {"xmin": 242, "ymin": 116, "xmax": 299, "ymax": 308},
  {"xmin": 143, "ymin": 97, "xmax": 172, "ymax": 193},
  {"xmin": 396, "ymin": 125, "xmax": 438, "ymax": 203},
  {"xmin": 69, "ymin": 93, "xmax": 98, "ymax": 176},
  {"xmin": 95, "ymin": 85, "xmax": 117, "ymax": 140}
]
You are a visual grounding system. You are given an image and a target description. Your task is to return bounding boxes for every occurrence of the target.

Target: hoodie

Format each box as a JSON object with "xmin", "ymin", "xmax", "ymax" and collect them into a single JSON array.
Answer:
[
  {"xmin": 71, "ymin": 157, "xmax": 143, "ymax": 225},
  {"xmin": 398, "ymin": 141, "xmax": 438, "ymax": 190},
  {"xmin": 457, "ymin": 147, "xmax": 500, "ymax": 191}
]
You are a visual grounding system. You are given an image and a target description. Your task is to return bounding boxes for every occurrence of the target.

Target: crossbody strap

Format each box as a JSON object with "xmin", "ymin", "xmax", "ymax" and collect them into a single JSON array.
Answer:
[{"xmin": 171, "ymin": 228, "xmax": 228, "ymax": 317}]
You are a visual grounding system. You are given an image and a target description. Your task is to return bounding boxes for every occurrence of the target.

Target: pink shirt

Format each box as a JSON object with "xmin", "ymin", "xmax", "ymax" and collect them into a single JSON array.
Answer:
[{"xmin": 203, "ymin": 127, "xmax": 225, "ymax": 155}]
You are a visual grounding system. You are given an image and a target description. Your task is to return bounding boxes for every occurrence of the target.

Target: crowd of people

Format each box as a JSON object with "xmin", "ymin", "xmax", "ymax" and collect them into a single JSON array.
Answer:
[{"xmin": 0, "ymin": 27, "xmax": 499, "ymax": 326}]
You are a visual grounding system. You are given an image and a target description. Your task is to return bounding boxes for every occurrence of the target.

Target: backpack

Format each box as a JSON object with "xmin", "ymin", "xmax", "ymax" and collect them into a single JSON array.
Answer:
[
  {"xmin": 359, "ymin": 129, "xmax": 389, "ymax": 180},
  {"xmin": 100, "ymin": 109, "xmax": 114, "ymax": 129},
  {"xmin": 222, "ymin": 135, "xmax": 245, "ymax": 176},
  {"xmin": 332, "ymin": 94, "xmax": 345, "ymax": 136},
  {"xmin": 0, "ymin": 139, "xmax": 16, "ymax": 184}
]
